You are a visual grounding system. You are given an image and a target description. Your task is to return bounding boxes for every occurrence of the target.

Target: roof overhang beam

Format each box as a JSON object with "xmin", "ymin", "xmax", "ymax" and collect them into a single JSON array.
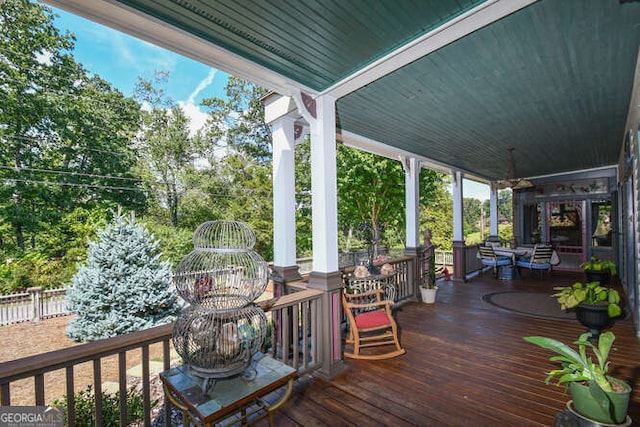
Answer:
[
  {"xmin": 42, "ymin": 0, "xmax": 318, "ymax": 98},
  {"xmin": 323, "ymin": 0, "xmax": 539, "ymax": 99},
  {"xmin": 338, "ymin": 130, "xmax": 488, "ymax": 182}
]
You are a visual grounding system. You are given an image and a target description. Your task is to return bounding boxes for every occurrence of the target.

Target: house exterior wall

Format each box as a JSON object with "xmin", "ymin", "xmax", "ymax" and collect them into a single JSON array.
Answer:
[{"xmin": 514, "ymin": 168, "xmax": 618, "ymax": 271}]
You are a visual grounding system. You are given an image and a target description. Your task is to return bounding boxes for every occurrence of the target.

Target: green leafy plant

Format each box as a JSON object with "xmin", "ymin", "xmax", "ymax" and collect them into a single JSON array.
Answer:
[
  {"xmin": 580, "ymin": 256, "xmax": 617, "ymax": 276},
  {"xmin": 524, "ymin": 332, "xmax": 616, "ymax": 391},
  {"xmin": 524, "ymin": 331, "xmax": 631, "ymax": 423},
  {"xmin": 553, "ymin": 281, "xmax": 622, "ymax": 318},
  {"xmin": 422, "ymin": 251, "xmax": 438, "ymax": 289},
  {"xmin": 51, "ymin": 384, "xmax": 152, "ymax": 426}
]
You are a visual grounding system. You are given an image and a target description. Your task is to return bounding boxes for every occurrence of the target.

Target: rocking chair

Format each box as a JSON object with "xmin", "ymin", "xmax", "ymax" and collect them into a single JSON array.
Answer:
[{"xmin": 341, "ymin": 288, "xmax": 405, "ymax": 360}]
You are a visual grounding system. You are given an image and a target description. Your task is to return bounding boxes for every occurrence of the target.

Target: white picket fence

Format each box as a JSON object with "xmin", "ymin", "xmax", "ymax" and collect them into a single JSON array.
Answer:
[
  {"xmin": 0, "ymin": 250, "xmax": 456, "ymax": 326},
  {"xmin": 0, "ymin": 287, "xmax": 69, "ymax": 326}
]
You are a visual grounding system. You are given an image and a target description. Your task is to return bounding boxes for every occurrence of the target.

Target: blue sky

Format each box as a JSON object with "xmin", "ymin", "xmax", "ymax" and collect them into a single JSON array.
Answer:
[
  {"xmin": 51, "ymin": 6, "xmax": 229, "ymax": 133},
  {"xmin": 51, "ymin": 6, "xmax": 490, "ymax": 200}
]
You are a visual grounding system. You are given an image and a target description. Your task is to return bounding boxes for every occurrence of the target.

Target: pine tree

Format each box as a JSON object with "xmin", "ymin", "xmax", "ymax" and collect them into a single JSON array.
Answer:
[{"xmin": 66, "ymin": 211, "xmax": 179, "ymax": 341}]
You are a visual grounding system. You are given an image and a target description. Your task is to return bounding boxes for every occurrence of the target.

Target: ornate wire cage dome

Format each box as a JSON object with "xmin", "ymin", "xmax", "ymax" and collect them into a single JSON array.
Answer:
[
  {"xmin": 172, "ymin": 304, "xmax": 267, "ymax": 379},
  {"xmin": 172, "ymin": 221, "xmax": 269, "ymax": 380},
  {"xmin": 174, "ymin": 221, "xmax": 268, "ymax": 310}
]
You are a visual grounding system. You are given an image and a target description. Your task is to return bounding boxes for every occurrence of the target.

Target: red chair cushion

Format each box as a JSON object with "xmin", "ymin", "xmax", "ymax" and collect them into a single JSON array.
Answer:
[{"xmin": 354, "ymin": 309, "xmax": 391, "ymax": 329}]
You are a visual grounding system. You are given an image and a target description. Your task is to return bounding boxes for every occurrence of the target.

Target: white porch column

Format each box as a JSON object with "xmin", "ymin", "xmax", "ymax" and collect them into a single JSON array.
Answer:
[
  {"xmin": 298, "ymin": 92, "xmax": 345, "ymax": 380},
  {"xmin": 452, "ymin": 171, "xmax": 464, "ymax": 241},
  {"xmin": 402, "ymin": 156, "xmax": 421, "ymax": 302},
  {"xmin": 402, "ymin": 157, "xmax": 420, "ymax": 249},
  {"xmin": 270, "ymin": 116, "xmax": 302, "ymax": 281},
  {"xmin": 308, "ymin": 95, "xmax": 339, "ymax": 274},
  {"xmin": 452, "ymin": 170, "xmax": 466, "ymax": 281},
  {"xmin": 489, "ymin": 183, "xmax": 499, "ymax": 238},
  {"xmin": 264, "ymin": 94, "xmax": 302, "ymax": 283}
]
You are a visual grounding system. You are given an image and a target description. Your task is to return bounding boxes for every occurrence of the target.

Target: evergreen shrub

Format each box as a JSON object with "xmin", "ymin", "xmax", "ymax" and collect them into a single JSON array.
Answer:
[{"xmin": 65, "ymin": 211, "xmax": 180, "ymax": 341}]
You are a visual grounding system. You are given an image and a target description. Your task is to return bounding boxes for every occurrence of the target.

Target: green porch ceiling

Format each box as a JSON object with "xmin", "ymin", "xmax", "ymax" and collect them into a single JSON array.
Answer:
[
  {"xmin": 58, "ymin": 0, "xmax": 640, "ymax": 182},
  {"xmin": 115, "ymin": 0, "xmax": 486, "ymax": 92},
  {"xmin": 337, "ymin": 0, "xmax": 640, "ymax": 180}
]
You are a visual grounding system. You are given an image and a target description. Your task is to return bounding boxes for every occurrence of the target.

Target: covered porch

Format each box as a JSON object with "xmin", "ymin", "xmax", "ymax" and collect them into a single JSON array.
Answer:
[
  {"xmin": 2, "ymin": 270, "xmax": 639, "ymax": 425},
  {"xmin": 5, "ymin": 0, "xmax": 640, "ymax": 424},
  {"xmin": 268, "ymin": 271, "xmax": 640, "ymax": 426}
]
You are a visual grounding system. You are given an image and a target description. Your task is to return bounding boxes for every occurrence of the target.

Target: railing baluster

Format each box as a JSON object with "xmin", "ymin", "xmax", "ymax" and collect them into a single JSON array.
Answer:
[
  {"xmin": 312, "ymin": 299, "xmax": 319, "ymax": 366},
  {"xmin": 118, "ymin": 351, "xmax": 127, "ymax": 427},
  {"xmin": 1, "ymin": 382, "xmax": 10, "ymax": 405},
  {"xmin": 162, "ymin": 340, "xmax": 171, "ymax": 424},
  {"xmin": 282, "ymin": 308, "xmax": 290, "ymax": 364},
  {"xmin": 34, "ymin": 374, "xmax": 44, "ymax": 405},
  {"xmin": 292, "ymin": 305, "xmax": 299, "ymax": 368},
  {"xmin": 142, "ymin": 345, "xmax": 151, "ymax": 427},
  {"xmin": 65, "ymin": 366, "xmax": 75, "ymax": 427},
  {"xmin": 93, "ymin": 359, "xmax": 103, "ymax": 427},
  {"xmin": 302, "ymin": 301, "xmax": 310, "ymax": 369}
]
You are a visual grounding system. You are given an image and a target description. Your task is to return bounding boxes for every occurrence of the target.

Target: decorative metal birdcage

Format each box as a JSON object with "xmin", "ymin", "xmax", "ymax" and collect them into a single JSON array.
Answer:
[{"xmin": 172, "ymin": 221, "xmax": 268, "ymax": 382}]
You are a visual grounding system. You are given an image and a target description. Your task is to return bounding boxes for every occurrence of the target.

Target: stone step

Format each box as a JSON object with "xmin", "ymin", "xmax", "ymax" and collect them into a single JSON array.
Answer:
[
  {"xmin": 101, "ymin": 381, "xmax": 120, "ymax": 395},
  {"xmin": 126, "ymin": 360, "xmax": 166, "ymax": 378}
]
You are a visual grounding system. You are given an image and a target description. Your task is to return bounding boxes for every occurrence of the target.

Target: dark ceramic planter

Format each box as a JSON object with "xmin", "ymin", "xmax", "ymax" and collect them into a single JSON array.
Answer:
[
  {"xmin": 575, "ymin": 304, "xmax": 612, "ymax": 341},
  {"xmin": 558, "ymin": 401, "xmax": 632, "ymax": 427},
  {"xmin": 584, "ymin": 269, "xmax": 611, "ymax": 286}
]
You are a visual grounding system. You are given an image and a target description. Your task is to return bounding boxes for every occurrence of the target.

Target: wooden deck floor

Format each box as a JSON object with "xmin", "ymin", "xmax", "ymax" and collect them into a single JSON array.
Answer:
[{"xmin": 267, "ymin": 271, "xmax": 640, "ymax": 426}]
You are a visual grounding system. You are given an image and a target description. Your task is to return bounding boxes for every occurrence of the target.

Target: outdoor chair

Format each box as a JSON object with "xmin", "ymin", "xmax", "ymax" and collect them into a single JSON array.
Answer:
[
  {"xmin": 341, "ymin": 288, "xmax": 405, "ymax": 360},
  {"xmin": 478, "ymin": 244, "xmax": 512, "ymax": 278},
  {"xmin": 516, "ymin": 245, "xmax": 554, "ymax": 277}
]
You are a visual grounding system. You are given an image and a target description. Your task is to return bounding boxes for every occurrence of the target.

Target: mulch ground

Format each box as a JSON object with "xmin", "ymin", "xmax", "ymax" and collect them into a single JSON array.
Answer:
[{"xmin": 0, "ymin": 315, "xmax": 169, "ymax": 407}]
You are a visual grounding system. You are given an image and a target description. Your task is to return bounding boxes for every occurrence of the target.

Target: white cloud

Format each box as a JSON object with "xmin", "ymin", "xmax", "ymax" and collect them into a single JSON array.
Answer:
[
  {"xmin": 178, "ymin": 69, "xmax": 218, "ymax": 136},
  {"xmin": 187, "ymin": 69, "xmax": 217, "ymax": 104},
  {"xmin": 179, "ymin": 102, "xmax": 209, "ymax": 137}
]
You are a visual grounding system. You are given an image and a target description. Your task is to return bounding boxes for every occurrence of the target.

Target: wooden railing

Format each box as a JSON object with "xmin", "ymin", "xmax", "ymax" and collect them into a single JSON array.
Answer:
[
  {"xmin": 341, "ymin": 255, "xmax": 416, "ymax": 304},
  {"xmin": 0, "ymin": 322, "xmax": 172, "ymax": 426},
  {"xmin": 434, "ymin": 249, "xmax": 454, "ymax": 267},
  {"xmin": 0, "ymin": 289, "xmax": 325, "ymax": 426}
]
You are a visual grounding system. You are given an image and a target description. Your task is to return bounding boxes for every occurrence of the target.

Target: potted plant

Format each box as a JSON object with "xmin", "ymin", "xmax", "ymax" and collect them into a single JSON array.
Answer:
[
  {"xmin": 580, "ymin": 256, "xmax": 617, "ymax": 286},
  {"xmin": 524, "ymin": 332, "xmax": 631, "ymax": 425},
  {"xmin": 553, "ymin": 281, "xmax": 622, "ymax": 341},
  {"xmin": 420, "ymin": 249, "xmax": 438, "ymax": 303}
]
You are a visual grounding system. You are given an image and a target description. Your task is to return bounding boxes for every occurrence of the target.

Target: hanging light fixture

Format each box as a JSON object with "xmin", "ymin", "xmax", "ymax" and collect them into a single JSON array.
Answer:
[{"xmin": 495, "ymin": 148, "xmax": 534, "ymax": 190}]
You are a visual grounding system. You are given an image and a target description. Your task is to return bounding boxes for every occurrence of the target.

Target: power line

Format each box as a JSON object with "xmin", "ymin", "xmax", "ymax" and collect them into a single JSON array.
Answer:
[
  {"xmin": 5, "ymin": 178, "xmax": 143, "ymax": 193},
  {"xmin": 0, "ymin": 165, "xmax": 143, "ymax": 183},
  {"xmin": 2, "ymin": 134, "xmax": 133, "ymax": 157},
  {"xmin": 3, "ymin": 178, "xmax": 279, "ymax": 200}
]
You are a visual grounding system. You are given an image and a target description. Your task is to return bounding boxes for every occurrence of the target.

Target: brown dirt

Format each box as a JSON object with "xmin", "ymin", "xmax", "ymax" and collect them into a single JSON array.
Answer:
[
  {"xmin": 0, "ymin": 315, "xmax": 170, "ymax": 406},
  {"xmin": 1, "ymin": 283, "xmax": 277, "ymax": 408}
]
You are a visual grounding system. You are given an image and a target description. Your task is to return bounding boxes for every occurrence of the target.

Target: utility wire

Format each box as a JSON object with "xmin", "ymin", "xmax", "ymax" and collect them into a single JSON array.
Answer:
[
  {"xmin": 0, "ymin": 165, "xmax": 143, "ymax": 183},
  {"xmin": 3, "ymin": 178, "xmax": 280, "ymax": 200}
]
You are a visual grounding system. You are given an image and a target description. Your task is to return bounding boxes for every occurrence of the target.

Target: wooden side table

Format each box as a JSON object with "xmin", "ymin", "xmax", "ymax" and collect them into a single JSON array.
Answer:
[{"xmin": 160, "ymin": 353, "xmax": 296, "ymax": 426}]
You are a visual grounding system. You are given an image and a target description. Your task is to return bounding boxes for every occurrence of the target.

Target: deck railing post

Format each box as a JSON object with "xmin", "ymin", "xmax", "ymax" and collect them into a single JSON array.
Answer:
[
  {"xmin": 28, "ymin": 287, "xmax": 42, "ymax": 322},
  {"xmin": 453, "ymin": 241, "xmax": 468, "ymax": 282},
  {"xmin": 306, "ymin": 271, "xmax": 346, "ymax": 380},
  {"xmin": 403, "ymin": 246, "xmax": 421, "ymax": 302}
]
